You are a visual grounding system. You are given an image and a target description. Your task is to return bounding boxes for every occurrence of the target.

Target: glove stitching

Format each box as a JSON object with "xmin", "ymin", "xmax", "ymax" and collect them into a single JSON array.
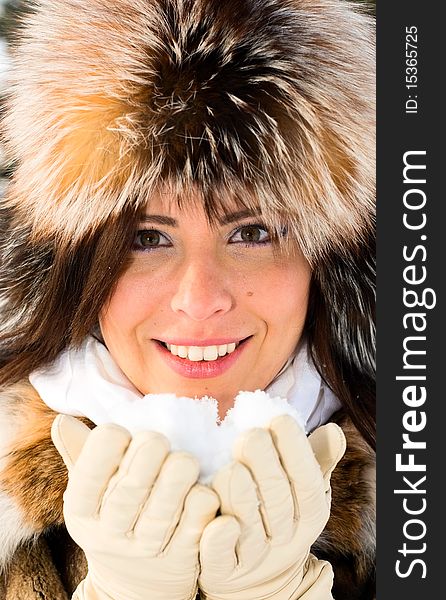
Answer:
[
  {"xmin": 110, "ymin": 453, "xmax": 160, "ymax": 538},
  {"xmin": 331, "ymin": 424, "xmax": 347, "ymax": 473},
  {"xmin": 124, "ymin": 438, "xmax": 171, "ymax": 538},
  {"xmin": 99, "ymin": 464, "xmax": 134, "ymax": 523},
  {"xmin": 91, "ymin": 463, "xmax": 121, "ymax": 520},
  {"xmin": 243, "ymin": 464, "xmax": 272, "ymax": 542},
  {"xmin": 269, "ymin": 423, "xmax": 304, "ymax": 527},
  {"xmin": 272, "ymin": 445, "xmax": 300, "ymax": 526},
  {"xmin": 186, "ymin": 562, "xmax": 200, "ymax": 600},
  {"xmin": 225, "ymin": 474, "xmax": 269, "ymax": 574},
  {"xmin": 290, "ymin": 452, "xmax": 329, "ymax": 531},
  {"xmin": 270, "ymin": 428, "xmax": 329, "ymax": 545},
  {"xmin": 84, "ymin": 426, "xmax": 132, "ymax": 520},
  {"xmin": 225, "ymin": 465, "xmax": 243, "ymax": 570},
  {"xmin": 152, "ymin": 456, "xmax": 200, "ymax": 555},
  {"xmin": 237, "ymin": 436, "xmax": 273, "ymax": 542},
  {"xmin": 54, "ymin": 417, "xmax": 77, "ymax": 469},
  {"xmin": 126, "ymin": 480, "xmax": 155, "ymax": 538}
]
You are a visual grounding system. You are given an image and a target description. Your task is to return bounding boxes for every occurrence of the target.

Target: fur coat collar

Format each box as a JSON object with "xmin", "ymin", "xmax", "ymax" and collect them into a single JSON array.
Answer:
[{"xmin": 0, "ymin": 381, "xmax": 375, "ymax": 599}]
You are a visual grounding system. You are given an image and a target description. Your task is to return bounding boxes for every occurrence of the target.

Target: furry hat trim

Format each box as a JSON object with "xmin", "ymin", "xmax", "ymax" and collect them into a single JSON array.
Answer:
[{"xmin": 2, "ymin": 0, "xmax": 375, "ymax": 261}]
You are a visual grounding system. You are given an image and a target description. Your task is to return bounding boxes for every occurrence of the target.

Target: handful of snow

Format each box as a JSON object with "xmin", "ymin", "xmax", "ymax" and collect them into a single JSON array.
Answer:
[
  {"xmin": 108, "ymin": 390, "xmax": 305, "ymax": 484},
  {"xmin": 29, "ymin": 337, "xmax": 307, "ymax": 483}
]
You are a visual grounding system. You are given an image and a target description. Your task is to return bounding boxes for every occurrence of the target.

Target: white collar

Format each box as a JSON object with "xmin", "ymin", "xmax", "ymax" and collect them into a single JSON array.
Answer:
[{"xmin": 266, "ymin": 342, "xmax": 341, "ymax": 433}]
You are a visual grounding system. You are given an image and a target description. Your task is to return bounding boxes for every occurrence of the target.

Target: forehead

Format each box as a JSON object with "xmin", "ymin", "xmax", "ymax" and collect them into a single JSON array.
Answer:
[{"xmin": 139, "ymin": 186, "xmax": 261, "ymax": 223}]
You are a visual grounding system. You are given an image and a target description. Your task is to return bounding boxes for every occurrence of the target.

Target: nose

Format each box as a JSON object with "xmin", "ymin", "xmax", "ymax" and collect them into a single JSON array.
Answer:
[{"xmin": 170, "ymin": 257, "xmax": 233, "ymax": 321}]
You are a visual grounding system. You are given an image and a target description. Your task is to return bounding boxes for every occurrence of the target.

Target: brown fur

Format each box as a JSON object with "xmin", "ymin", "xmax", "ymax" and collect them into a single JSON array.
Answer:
[
  {"xmin": 0, "ymin": 381, "xmax": 375, "ymax": 598},
  {"xmin": 2, "ymin": 0, "xmax": 375, "ymax": 261},
  {"xmin": 1, "ymin": 537, "xmax": 70, "ymax": 600},
  {"xmin": 0, "ymin": 383, "xmax": 92, "ymax": 532},
  {"xmin": 313, "ymin": 413, "xmax": 375, "ymax": 598}
]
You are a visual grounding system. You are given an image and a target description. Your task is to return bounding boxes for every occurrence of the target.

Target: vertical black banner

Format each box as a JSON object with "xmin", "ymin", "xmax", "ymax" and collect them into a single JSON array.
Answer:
[{"xmin": 377, "ymin": 1, "xmax": 443, "ymax": 597}]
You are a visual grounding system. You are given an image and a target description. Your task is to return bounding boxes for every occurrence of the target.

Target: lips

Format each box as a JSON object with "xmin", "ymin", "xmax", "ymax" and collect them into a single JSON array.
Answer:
[{"xmin": 154, "ymin": 337, "xmax": 250, "ymax": 379}]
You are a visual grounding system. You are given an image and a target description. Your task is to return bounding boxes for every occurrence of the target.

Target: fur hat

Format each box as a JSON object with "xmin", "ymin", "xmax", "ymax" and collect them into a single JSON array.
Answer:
[{"xmin": 1, "ymin": 0, "xmax": 375, "ymax": 262}]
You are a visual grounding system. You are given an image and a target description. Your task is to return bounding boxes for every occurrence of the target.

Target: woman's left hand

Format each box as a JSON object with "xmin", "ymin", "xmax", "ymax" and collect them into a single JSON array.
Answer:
[
  {"xmin": 51, "ymin": 414, "xmax": 219, "ymax": 600},
  {"xmin": 199, "ymin": 416, "xmax": 346, "ymax": 600}
]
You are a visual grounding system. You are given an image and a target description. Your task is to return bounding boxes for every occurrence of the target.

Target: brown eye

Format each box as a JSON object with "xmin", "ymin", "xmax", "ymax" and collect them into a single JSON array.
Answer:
[
  {"xmin": 240, "ymin": 226, "xmax": 262, "ymax": 243},
  {"xmin": 139, "ymin": 230, "xmax": 161, "ymax": 247},
  {"xmin": 229, "ymin": 224, "xmax": 270, "ymax": 245},
  {"xmin": 133, "ymin": 229, "xmax": 171, "ymax": 251}
]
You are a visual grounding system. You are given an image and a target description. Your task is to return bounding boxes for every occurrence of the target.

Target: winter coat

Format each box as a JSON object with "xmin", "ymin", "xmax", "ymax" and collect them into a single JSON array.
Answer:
[{"xmin": 0, "ymin": 380, "xmax": 375, "ymax": 600}]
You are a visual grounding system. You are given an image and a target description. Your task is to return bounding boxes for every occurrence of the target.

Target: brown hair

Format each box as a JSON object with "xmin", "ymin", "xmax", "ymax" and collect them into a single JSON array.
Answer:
[
  {"xmin": 308, "ymin": 228, "xmax": 376, "ymax": 450},
  {"xmin": 0, "ymin": 204, "xmax": 137, "ymax": 379}
]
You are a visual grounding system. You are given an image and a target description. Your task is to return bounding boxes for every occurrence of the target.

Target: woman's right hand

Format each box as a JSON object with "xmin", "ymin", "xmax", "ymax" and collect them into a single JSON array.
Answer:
[
  {"xmin": 199, "ymin": 416, "xmax": 346, "ymax": 600},
  {"xmin": 51, "ymin": 415, "xmax": 219, "ymax": 600}
]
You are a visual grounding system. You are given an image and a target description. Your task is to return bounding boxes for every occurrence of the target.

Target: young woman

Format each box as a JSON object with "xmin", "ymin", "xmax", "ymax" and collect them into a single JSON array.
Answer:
[{"xmin": 0, "ymin": 0, "xmax": 375, "ymax": 598}]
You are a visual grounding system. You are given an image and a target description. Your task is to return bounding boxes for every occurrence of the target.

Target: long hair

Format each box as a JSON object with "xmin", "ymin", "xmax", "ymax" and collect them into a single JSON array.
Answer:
[
  {"xmin": 0, "ymin": 0, "xmax": 375, "ymax": 447},
  {"xmin": 308, "ymin": 228, "xmax": 376, "ymax": 449}
]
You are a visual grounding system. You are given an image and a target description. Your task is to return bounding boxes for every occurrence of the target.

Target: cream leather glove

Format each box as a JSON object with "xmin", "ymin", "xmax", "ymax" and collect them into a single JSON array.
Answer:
[
  {"xmin": 199, "ymin": 416, "xmax": 346, "ymax": 600},
  {"xmin": 51, "ymin": 414, "xmax": 219, "ymax": 600}
]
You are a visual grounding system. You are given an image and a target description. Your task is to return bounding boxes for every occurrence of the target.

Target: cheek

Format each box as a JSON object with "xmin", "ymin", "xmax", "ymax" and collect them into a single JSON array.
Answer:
[
  {"xmin": 245, "ymin": 260, "xmax": 311, "ymax": 328},
  {"xmin": 100, "ymin": 271, "xmax": 163, "ymax": 334}
]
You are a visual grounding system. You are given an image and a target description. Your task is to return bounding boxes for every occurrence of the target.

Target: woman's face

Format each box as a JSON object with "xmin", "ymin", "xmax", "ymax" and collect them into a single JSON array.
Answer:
[{"xmin": 99, "ymin": 194, "xmax": 311, "ymax": 416}]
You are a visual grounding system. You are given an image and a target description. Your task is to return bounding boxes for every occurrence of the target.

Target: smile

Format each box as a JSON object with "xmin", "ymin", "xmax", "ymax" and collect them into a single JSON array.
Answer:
[
  {"xmin": 155, "ymin": 337, "xmax": 250, "ymax": 379},
  {"xmin": 164, "ymin": 342, "xmax": 238, "ymax": 361}
]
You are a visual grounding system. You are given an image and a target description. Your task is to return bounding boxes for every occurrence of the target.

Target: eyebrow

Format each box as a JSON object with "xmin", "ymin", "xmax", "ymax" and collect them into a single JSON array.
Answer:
[
  {"xmin": 219, "ymin": 209, "xmax": 261, "ymax": 225},
  {"xmin": 139, "ymin": 209, "xmax": 260, "ymax": 227},
  {"xmin": 139, "ymin": 215, "xmax": 177, "ymax": 226}
]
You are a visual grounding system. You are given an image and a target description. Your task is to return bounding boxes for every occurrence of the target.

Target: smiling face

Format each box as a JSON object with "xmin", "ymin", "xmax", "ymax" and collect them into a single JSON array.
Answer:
[{"xmin": 99, "ymin": 193, "xmax": 311, "ymax": 417}]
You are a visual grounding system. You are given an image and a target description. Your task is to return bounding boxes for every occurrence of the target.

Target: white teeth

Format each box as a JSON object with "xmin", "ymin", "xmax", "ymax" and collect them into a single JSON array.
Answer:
[
  {"xmin": 217, "ymin": 344, "xmax": 227, "ymax": 356},
  {"xmin": 188, "ymin": 346, "xmax": 204, "ymax": 361},
  {"xmin": 203, "ymin": 346, "xmax": 218, "ymax": 361},
  {"xmin": 164, "ymin": 342, "xmax": 239, "ymax": 361}
]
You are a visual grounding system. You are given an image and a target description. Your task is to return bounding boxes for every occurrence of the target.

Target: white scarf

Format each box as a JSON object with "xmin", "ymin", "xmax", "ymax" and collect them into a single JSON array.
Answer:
[{"xmin": 30, "ymin": 336, "xmax": 341, "ymax": 482}]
